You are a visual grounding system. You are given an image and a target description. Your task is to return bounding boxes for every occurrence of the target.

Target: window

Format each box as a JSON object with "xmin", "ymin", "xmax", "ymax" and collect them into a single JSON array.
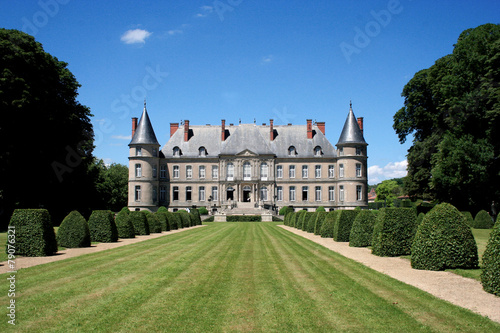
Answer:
[
  {"xmin": 276, "ymin": 165, "xmax": 283, "ymax": 178},
  {"xmin": 288, "ymin": 146, "xmax": 296, "ymax": 156},
  {"xmin": 314, "ymin": 146, "xmax": 322, "ymax": 156},
  {"xmin": 289, "ymin": 186, "xmax": 296, "ymax": 201},
  {"xmin": 199, "ymin": 165, "xmax": 206, "ymax": 179},
  {"xmin": 152, "ymin": 148, "xmax": 157, "ymax": 157},
  {"xmin": 339, "ymin": 164, "xmax": 344, "ymax": 178},
  {"xmin": 260, "ymin": 187, "xmax": 268, "ymax": 201},
  {"xmin": 212, "ymin": 166, "xmax": 218, "ymax": 179},
  {"xmin": 260, "ymin": 163, "xmax": 268, "ymax": 180},
  {"xmin": 186, "ymin": 165, "xmax": 192, "ymax": 179},
  {"xmin": 173, "ymin": 186, "xmax": 179, "ymax": 201},
  {"xmin": 199, "ymin": 186, "xmax": 205, "ymax": 201},
  {"xmin": 160, "ymin": 165, "xmax": 166, "ymax": 179},
  {"xmin": 302, "ymin": 186, "xmax": 308, "ymax": 201},
  {"xmin": 173, "ymin": 165, "xmax": 179, "ymax": 178},
  {"xmin": 134, "ymin": 186, "xmax": 141, "ymax": 201},
  {"xmin": 199, "ymin": 147, "xmax": 207, "ymax": 157},
  {"xmin": 152, "ymin": 165, "xmax": 157, "ymax": 178},
  {"xmin": 339, "ymin": 147, "xmax": 344, "ymax": 156},
  {"xmin": 356, "ymin": 147, "xmax": 362, "ymax": 156},
  {"xmin": 160, "ymin": 186, "xmax": 166, "ymax": 201},
  {"xmin": 302, "ymin": 165, "xmax": 308, "ymax": 178},
  {"xmin": 227, "ymin": 163, "xmax": 234, "ymax": 180},
  {"xmin": 135, "ymin": 164, "xmax": 142, "ymax": 178},
  {"xmin": 328, "ymin": 186, "xmax": 335, "ymax": 201},
  {"xmin": 136, "ymin": 147, "xmax": 142, "ymax": 156},
  {"xmin": 356, "ymin": 186, "xmax": 363, "ymax": 201},
  {"xmin": 243, "ymin": 162, "xmax": 251, "ymax": 180},
  {"xmin": 356, "ymin": 163, "xmax": 362, "ymax": 177},
  {"xmin": 277, "ymin": 186, "xmax": 283, "ymax": 201},
  {"xmin": 315, "ymin": 186, "xmax": 321, "ymax": 201},
  {"xmin": 186, "ymin": 186, "xmax": 192, "ymax": 201},
  {"xmin": 173, "ymin": 146, "xmax": 180, "ymax": 156},
  {"xmin": 339, "ymin": 185, "xmax": 345, "ymax": 202},
  {"xmin": 315, "ymin": 165, "xmax": 321, "ymax": 178},
  {"xmin": 211, "ymin": 186, "xmax": 218, "ymax": 201},
  {"xmin": 152, "ymin": 186, "xmax": 157, "ymax": 203},
  {"xmin": 328, "ymin": 165, "xmax": 335, "ymax": 178},
  {"xmin": 289, "ymin": 165, "xmax": 296, "ymax": 178}
]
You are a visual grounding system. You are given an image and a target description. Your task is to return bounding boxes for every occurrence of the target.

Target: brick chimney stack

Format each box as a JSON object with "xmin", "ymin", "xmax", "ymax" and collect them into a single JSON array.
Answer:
[
  {"xmin": 221, "ymin": 119, "xmax": 226, "ymax": 141},
  {"xmin": 170, "ymin": 123, "xmax": 179, "ymax": 138},
  {"xmin": 357, "ymin": 117, "xmax": 364, "ymax": 134},
  {"xmin": 184, "ymin": 120, "xmax": 190, "ymax": 142},
  {"xmin": 316, "ymin": 121, "xmax": 325, "ymax": 135},
  {"xmin": 307, "ymin": 119, "xmax": 313, "ymax": 139},
  {"xmin": 270, "ymin": 119, "xmax": 274, "ymax": 141},
  {"xmin": 132, "ymin": 117, "xmax": 138, "ymax": 137}
]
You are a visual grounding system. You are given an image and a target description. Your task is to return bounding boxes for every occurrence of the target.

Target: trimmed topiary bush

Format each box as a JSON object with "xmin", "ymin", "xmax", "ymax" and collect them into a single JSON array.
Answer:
[
  {"xmin": 411, "ymin": 203, "xmax": 479, "ymax": 271},
  {"xmin": 198, "ymin": 206, "xmax": 209, "ymax": 215},
  {"xmin": 88, "ymin": 210, "xmax": 118, "ymax": 243},
  {"xmin": 481, "ymin": 222, "xmax": 500, "ymax": 295},
  {"xmin": 372, "ymin": 207, "xmax": 417, "ymax": 257},
  {"xmin": 301, "ymin": 212, "xmax": 314, "ymax": 231},
  {"xmin": 156, "ymin": 212, "xmax": 170, "ymax": 231},
  {"xmin": 314, "ymin": 212, "xmax": 328, "ymax": 235},
  {"xmin": 177, "ymin": 210, "xmax": 192, "ymax": 228},
  {"xmin": 349, "ymin": 210, "xmax": 376, "ymax": 247},
  {"xmin": 171, "ymin": 212, "xmax": 183, "ymax": 229},
  {"xmin": 191, "ymin": 208, "xmax": 202, "ymax": 225},
  {"xmin": 295, "ymin": 210, "xmax": 307, "ymax": 229},
  {"xmin": 306, "ymin": 212, "xmax": 318, "ymax": 233},
  {"xmin": 333, "ymin": 210, "xmax": 360, "ymax": 242},
  {"xmin": 146, "ymin": 213, "xmax": 162, "ymax": 233},
  {"xmin": 320, "ymin": 211, "xmax": 338, "ymax": 238},
  {"xmin": 279, "ymin": 206, "xmax": 293, "ymax": 216},
  {"xmin": 7, "ymin": 209, "xmax": 57, "ymax": 257},
  {"xmin": 473, "ymin": 210, "xmax": 494, "ymax": 229},
  {"xmin": 115, "ymin": 210, "xmax": 135, "ymax": 238},
  {"xmin": 129, "ymin": 211, "xmax": 150, "ymax": 235},
  {"xmin": 316, "ymin": 206, "xmax": 326, "ymax": 212},
  {"xmin": 56, "ymin": 211, "xmax": 91, "ymax": 248},
  {"xmin": 289, "ymin": 212, "xmax": 297, "ymax": 228},
  {"xmin": 119, "ymin": 207, "xmax": 130, "ymax": 214},
  {"xmin": 416, "ymin": 212, "xmax": 425, "ymax": 227},
  {"xmin": 165, "ymin": 211, "xmax": 178, "ymax": 230},
  {"xmin": 461, "ymin": 211, "xmax": 474, "ymax": 227}
]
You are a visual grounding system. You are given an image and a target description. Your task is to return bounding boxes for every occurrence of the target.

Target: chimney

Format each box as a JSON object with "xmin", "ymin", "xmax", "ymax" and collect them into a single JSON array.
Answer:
[
  {"xmin": 270, "ymin": 119, "xmax": 274, "ymax": 141},
  {"xmin": 316, "ymin": 122, "xmax": 325, "ymax": 135},
  {"xmin": 184, "ymin": 120, "xmax": 190, "ymax": 142},
  {"xmin": 132, "ymin": 117, "xmax": 138, "ymax": 137},
  {"xmin": 170, "ymin": 123, "xmax": 179, "ymax": 138},
  {"xmin": 307, "ymin": 119, "xmax": 313, "ymax": 139},
  {"xmin": 221, "ymin": 119, "xmax": 226, "ymax": 141},
  {"xmin": 357, "ymin": 117, "xmax": 364, "ymax": 134}
]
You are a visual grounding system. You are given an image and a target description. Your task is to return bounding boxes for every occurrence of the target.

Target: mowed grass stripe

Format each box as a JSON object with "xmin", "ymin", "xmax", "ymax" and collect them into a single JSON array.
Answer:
[{"xmin": 1, "ymin": 223, "xmax": 499, "ymax": 332}]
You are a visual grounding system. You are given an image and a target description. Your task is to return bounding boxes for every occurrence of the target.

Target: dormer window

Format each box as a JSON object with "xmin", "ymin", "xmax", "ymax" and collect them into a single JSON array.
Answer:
[
  {"xmin": 136, "ymin": 147, "xmax": 142, "ymax": 156},
  {"xmin": 199, "ymin": 146, "xmax": 207, "ymax": 157},
  {"xmin": 314, "ymin": 146, "xmax": 322, "ymax": 156},
  {"xmin": 288, "ymin": 146, "xmax": 297, "ymax": 156},
  {"xmin": 173, "ymin": 146, "xmax": 180, "ymax": 157}
]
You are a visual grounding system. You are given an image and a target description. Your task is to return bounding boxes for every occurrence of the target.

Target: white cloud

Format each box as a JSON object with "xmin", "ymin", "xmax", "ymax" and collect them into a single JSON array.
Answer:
[
  {"xmin": 261, "ymin": 55, "xmax": 273, "ymax": 64},
  {"xmin": 120, "ymin": 29, "xmax": 152, "ymax": 44},
  {"xmin": 167, "ymin": 29, "xmax": 183, "ymax": 36},
  {"xmin": 196, "ymin": 5, "xmax": 213, "ymax": 17},
  {"xmin": 368, "ymin": 160, "xmax": 407, "ymax": 185},
  {"xmin": 112, "ymin": 135, "xmax": 132, "ymax": 140}
]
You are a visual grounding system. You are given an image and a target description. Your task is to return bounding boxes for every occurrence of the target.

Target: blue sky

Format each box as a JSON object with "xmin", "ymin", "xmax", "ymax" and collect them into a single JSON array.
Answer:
[{"xmin": 2, "ymin": 1, "xmax": 499, "ymax": 184}]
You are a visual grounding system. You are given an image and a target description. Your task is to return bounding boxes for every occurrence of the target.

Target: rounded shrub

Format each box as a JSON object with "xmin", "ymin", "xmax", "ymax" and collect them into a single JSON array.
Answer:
[
  {"xmin": 165, "ymin": 211, "xmax": 178, "ymax": 230},
  {"xmin": 7, "ymin": 209, "xmax": 57, "ymax": 256},
  {"xmin": 416, "ymin": 212, "xmax": 425, "ymax": 227},
  {"xmin": 295, "ymin": 210, "xmax": 307, "ymax": 229},
  {"xmin": 171, "ymin": 212, "xmax": 183, "ymax": 229},
  {"xmin": 411, "ymin": 203, "xmax": 479, "ymax": 271},
  {"xmin": 461, "ymin": 211, "xmax": 474, "ymax": 227},
  {"xmin": 157, "ymin": 206, "xmax": 168, "ymax": 213},
  {"xmin": 146, "ymin": 213, "xmax": 162, "ymax": 233},
  {"xmin": 473, "ymin": 210, "xmax": 494, "ymax": 229},
  {"xmin": 301, "ymin": 212, "xmax": 314, "ymax": 231},
  {"xmin": 56, "ymin": 211, "xmax": 91, "ymax": 248},
  {"xmin": 313, "ymin": 211, "xmax": 328, "ymax": 235},
  {"xmin": 349, "ymin": 210, "xmax": 376, "ymax": 247},
  {"xmin": 115, "ymin": 210, "xmax": 135, "ymax": 238},
  {"xmin": 119, "ymin": 207, "xmax": 130, "ymax": 215},
  {"xmin": 88, "ymin": 210, "xmax": 118, "ymax": 243},
  {"xmin": 156, "ymin": 212, "xmax": 170, "ymax": 231},
  {"xmin": 289, "ymin": 212, "xmax": 297, "ymax": 228},
  {"xmin": 316, "ymin": 206, "xmax": 326, "ymax": 212},
  {"xmin": 129, "ymin": 211, "xmax": 150, "ymax": 235},
  {"xmin": 177, "ymin": 210, "xmax": 191, "ymax": 228},
  {"xmin": 306, "ymin": 212, "xmax": 319, "ymax": 233},
  {"xmin": 481, "ymin": 223, "xmax": 500, "ymax": 295},
  {"xmin": 198, "ymin": 206, "xmax": 209, "ymax": 215},
  {"xmin": 372, "ymin": 207, "xmax": 417, "ymax": 257},
  {"xmin": 320, "ymin": 211, "xmax": 338, "ymax": 238},
  {"xmin": 191, "ymin": 208, "xmax": 202, "ymax": 225},
  {"xmin": 333, "ymin": 210, "xmax": 360, "ymax": 242}
]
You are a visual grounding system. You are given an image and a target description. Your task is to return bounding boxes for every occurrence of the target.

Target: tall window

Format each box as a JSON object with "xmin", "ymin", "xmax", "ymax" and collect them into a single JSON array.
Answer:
[
  {"xmin": 277, "ymin": 186, "xmax": 283, "ymax": 201},
  {"xmin": 199, "ymin": 147, "xmax": 207, "ymax": 156},
  {"xmin": 315, "ymin": 165, "xmax": 321, "ymax": 178},
  {"xmin": 186, "ymin": 186, "xmax": 192, "ymax": 201},
  {"xmin": 212, "ymin": 186, "xmax": 218, "ymax": 201},
  {"xmin": 339, "ymin": 147, "xmax": 344, "ymax": 156},
  {"xmin": 152, "ymin": 165, "xmax": 157, "ymax": 178},
  {"xmin": 339, "ymin": 185, "xmax": 345, "ymax": 202},
  {"xmin": 160, "ymin": 165, "xmax": 166, "ymax": 179},
  {"xmin": 227, "ymin": 163, "xmax": 234, "ymax": 180},
  {"xmin": 173, "ymin": 146, "xmax": 180, "ymax": 156},
  {"xmin": 134, "ymin": 186, "xmax": 141, "ymax": 201},
  {"xmin": 212, "ymin": 166, "xmax": 218, "ymax": 179},
  {"xmin": 135, "ymin": 164, "xmax": 142, "ymax": 178},
  {"xmin": 199, "ymin": 165, "xmax": 206, "ymax": 179},
  {"xmin": 173, "ymin": 186, "xmax": 179, "ymax": 201},
  {"xmin": 243, "ymin": 162, "xmax": 251, "ymax": 180},
  {"xmin": 328, "ymin": 186, "xmax": 335, "ymax": 201},
  {"xmin": 356, "ymin": 163, "xmax": 362, "ymax": 177},
  {"xmin": 136, "ymin": 147, "xmax": 142, "ymax": 156},
  {"xmin": 160, "ymin": 186, "xmax": 166, "ymax": 201},
  {"xmin": 315, "ymin": 186, "xmax": 321, "ymax": 201},
  {"xmin": 186, "ymin": 165, "xmax": 192, "ymax": 179},
  {"xmin": 288, "ymin": 146, "xmax": 297, "ymax": 156},
  {"xmin": 199, "ymin": 186, "xmax": 206, "ymax": 201},
  {"xmin": 302, "ymin": 186, "xmax": 308, "ymax": 201},
  {"xmin": 328, "ymin": 165, "xmax": 335, "ymax": 178},
  {"xmin": 173, "ymin": 165, "xmax": 179, "ymax": 178},
  {"xmin": 260, "ymin": 187, "xmax": 268, "ymax": 201},
  {"xmin": 276, "ymin": 165, "xmax": 283, "ymax": 178},
  {"xmin": 302, "ymin": 165, "xmax": 308, "ymax": 178},
  {"xmin": 289, "ymin": 165, "xmax": 296, "ymax": 178},
  {"xmin": 314, "ymin": 146, "xmax": 322, "ymax": 156},
  {"xmin": 339, "ymin": 164, "xmax": 344, "ymax": 178},
  {"xmin": 260, "ymin": 163, "xmax": 268, "ymax": 180},
  {"xmin": 289, "ymin": 186, "xmax": 296, "ymax": 201},
  {"xmin": 356, "ymin": 185, "xmax": 362, "ymax": 201}
]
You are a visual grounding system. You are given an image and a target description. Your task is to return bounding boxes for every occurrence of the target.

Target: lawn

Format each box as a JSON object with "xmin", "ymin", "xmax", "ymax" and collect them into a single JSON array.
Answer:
[{"xmin": 1, "ymin": 222, "xmax": 499, "ymax": 332}]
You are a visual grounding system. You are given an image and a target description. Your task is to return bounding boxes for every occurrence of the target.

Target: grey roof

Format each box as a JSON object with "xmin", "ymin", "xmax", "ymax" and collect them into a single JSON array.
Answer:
[
  {"xmin": 129, "ymin": 105, "xmax": 159, "ymax": 146},
  {"xmin": 221, "ymin": 124, "xmax": 274, "ymax": 155},
  {"xmin": 337, "ymin": 106, "xmax": 366, "ymax": 146}
]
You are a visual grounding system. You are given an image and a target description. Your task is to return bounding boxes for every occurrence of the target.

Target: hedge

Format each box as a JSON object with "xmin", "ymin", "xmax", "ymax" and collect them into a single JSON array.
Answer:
[
  {"xmin": 191, "ymin": 208, "xmax": 202, "ymax": 225},
  {"xmin": 115, "ymin": 210, "xmax": 135, "ymax": 238},
  {"xmin": 316, "ymin": 206, "xmax": 326, "ymax": 212},
  {"xmin": 283, "ymin": 212, "xmax": 292, "ymax": 226},
  {"xmin": 289, "ymin": 213, "xmax": 298, "ymax": 228},
  {"xmin": 319, "ymin": 211, "xmax": 338, "ymax": 238},
  {"xmin": 411, "ymin": 203, "xmax": 479, "ymax": 271},
  {"xmin": 171, "ymin": 212, "xmax": 183, "ymax": 229},
  {"xmin": 481, "ymin": 222, "xmax": 500, "ymax": 295},
  {"xmin": 156, "ymin": 212, "xmax": 170, "ymax": 231},
  {"xmin": 372, "ymin": 207, "xmax": 417, "ymax": 257},
  {"xmin": 7, "ymin": 209, "xmax": 58, "ymax": 257},
  {"xmin": 198, "ymin": 206, "xmax": 209, "ymax": 215},
  {"xmin": 129, "ymin": 211, "xmax": 150, "ymax": 235},
  {"xmin": 165, "ymin": 211, "xmax": 178, "ymax": 230},
  {"xmin": 296, "ymin": 210, "xmax": 308, "ymax": 229},
  {"xmin": 313, "ymin": 212, "xmax": 328, "ymax": 235},
  {"xmin": 306, "ymin": 212, "xmax": 318, "ymax": 233},
  {"xmin": 146, "ymin": 213, "xmax": 162, "ymax": 233},
  {"xmin": 333, "ymin": 210, "xmax": 360, "ymax": 242},
  {"xmin": 56, "ymin": 211, "xmax": 91, "ymax": 248},
  {"xmin": 461, "ymin": 211, "xmax": 474, "ymax": 227},
  {"xmin": 349, "ymin": 210, "xmax": 376, "ymax": 247},
  {"xmin": 473, "ymin": 210, "xmax": 494, "ymax": 229},
  {"xmin": 416, "ymin": 212, "xmax": 425, "ymax": 227},
  {"xmin": 177, "ymin": 210, "xmax": 192, "ymax": 228},
  {"xmin": 279, "ymin": 206, "xmax": 294, "ymax": 216},
  {"xmin": 88, "ymin": 210, "xmax": 118, "ymax": 242},
  {"xmin": 301, "ymin": 212, "xmax": 314, "ymax": 231},
  {"xmin": 227, "ymin": 215, "xmax": 261, "ymax": 222}
]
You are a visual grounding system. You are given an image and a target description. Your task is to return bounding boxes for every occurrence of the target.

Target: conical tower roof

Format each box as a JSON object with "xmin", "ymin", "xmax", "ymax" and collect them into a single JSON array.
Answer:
[
  {"xmin": 337, "ymin": 102, "xmax": 366, "ymax": 146},
  {"xmin": 129, "ymin": 102, "xmax": 159, "ymax": 146}
]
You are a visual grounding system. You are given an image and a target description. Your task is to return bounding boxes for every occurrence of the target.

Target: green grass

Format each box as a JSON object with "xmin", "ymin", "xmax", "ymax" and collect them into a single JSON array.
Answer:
[{"xmin": 1, "ymin": 223, "xmax": 499, "ymax": 332}]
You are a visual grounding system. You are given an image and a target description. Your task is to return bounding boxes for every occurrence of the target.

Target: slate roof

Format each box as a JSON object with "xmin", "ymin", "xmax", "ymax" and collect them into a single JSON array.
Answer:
[
  {"xmin": 336, "ymin": 106, "xmax": 366, "ymax": 146},
  {"xmin": 129, "ymin": 105, "xmax": 160, "ymax": 146}
]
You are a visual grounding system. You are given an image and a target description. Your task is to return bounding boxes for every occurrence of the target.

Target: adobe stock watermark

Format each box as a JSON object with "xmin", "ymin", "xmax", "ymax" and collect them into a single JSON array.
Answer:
[
  {"xmin": 213, "ymin": 0, "xmax": 243, "ymax": 22},
  {"xmin": 340, "ymin": 0, "xmax": 404, "ymax": 64},
  {"xmin": 273, "ymin": 106, "xmax": 296, "ymax": 125},
  {"xmin": 21, "ymin": 0, "xmax": 71, "ymax": 37}
]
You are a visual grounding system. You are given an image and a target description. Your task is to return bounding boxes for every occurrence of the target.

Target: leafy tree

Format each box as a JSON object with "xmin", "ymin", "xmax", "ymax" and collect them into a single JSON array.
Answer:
[
  {"xmin": 93, "ymin": 160, "xmax": 129, "ymax": 212},
  {"xmin": 393, "ymin": 24, "xmax": 500, "ymax": 211},
  {"xmin": 375, "ymin": 180, "xmax": 402, "ymax": 207}
]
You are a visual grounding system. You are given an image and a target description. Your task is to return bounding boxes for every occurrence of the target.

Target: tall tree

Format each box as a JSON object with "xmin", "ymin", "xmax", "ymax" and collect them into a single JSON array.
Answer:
[
  {"xmin": 0, "ymin": 29, "xmax": 96, "ymax": 228},
  {"xmin": 394, "ymin": 23, "xmax": 500, "ymax": 211}
]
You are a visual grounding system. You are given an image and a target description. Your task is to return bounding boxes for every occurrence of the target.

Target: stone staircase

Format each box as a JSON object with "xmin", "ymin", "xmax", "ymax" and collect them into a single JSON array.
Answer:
[{"xmin": 224, "ymin": 201, "xmax": 273, "ymax": 216}]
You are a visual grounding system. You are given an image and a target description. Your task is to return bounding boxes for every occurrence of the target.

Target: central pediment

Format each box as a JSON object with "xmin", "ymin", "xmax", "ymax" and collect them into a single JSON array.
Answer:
[{"xmin": 236, "ymin": 149, "xmax": 258, "ymax": 156}]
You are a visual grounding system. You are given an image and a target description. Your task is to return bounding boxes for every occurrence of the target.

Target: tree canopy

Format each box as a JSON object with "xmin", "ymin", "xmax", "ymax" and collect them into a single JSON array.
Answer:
[{"xmin": 393, "ymin": 23, "xmax": 500, "ymax": 212}]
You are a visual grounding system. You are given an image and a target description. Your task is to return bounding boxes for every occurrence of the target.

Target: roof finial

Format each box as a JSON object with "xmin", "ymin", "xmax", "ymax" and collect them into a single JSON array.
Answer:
[
  {"xmin": 144, "ymin": 99, "xmax": 147, "ymax": 110},
  {"xmin": 350, "ymin": 100, "xmax": 352, "ymax": 110}
]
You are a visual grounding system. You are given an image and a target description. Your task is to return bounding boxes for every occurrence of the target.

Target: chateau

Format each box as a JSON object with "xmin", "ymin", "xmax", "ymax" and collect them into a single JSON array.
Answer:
[{"xmin": 128, "ymin": 103, "xmax": 368, "ymax": 214}]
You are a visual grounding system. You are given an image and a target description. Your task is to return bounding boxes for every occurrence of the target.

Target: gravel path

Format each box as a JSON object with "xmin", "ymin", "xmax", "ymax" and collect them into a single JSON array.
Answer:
[
  {"xmin": 0, "ymin": 225, "xmax": 206, "ymax": 275},
  {"xmin": 279, "ymin": 225, "xmax": 500, "ymax": 324}
]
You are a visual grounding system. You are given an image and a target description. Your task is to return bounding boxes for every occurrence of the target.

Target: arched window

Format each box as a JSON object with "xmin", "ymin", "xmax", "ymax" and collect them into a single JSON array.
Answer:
[
  {"xmin": 288, "ymin": 146, "xmax": 297, "ymax": 156},
  {"xmin": 199, "ymin": 146, "xmax": 207, "ymax": 157},
  {"xmin": 243, "ymin": 162, "xmax": 251, "ymax": 180},
  {"xmin": 173, "ymin": 146, "xmax": 180, "ymax": 156},
  {"xmin": 314, "ymin": 146, "xmax": 322, "ymax": 156}
]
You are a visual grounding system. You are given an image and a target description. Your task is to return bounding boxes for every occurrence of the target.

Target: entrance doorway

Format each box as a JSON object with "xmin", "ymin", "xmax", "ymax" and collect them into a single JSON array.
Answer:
[
  {"xmin": 226, "ymin": 187, "xmax": 234, "ymax": 201},
  {"xmin": 243, "ymin": 185, "xmax": 252, "ymax": 202}
]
